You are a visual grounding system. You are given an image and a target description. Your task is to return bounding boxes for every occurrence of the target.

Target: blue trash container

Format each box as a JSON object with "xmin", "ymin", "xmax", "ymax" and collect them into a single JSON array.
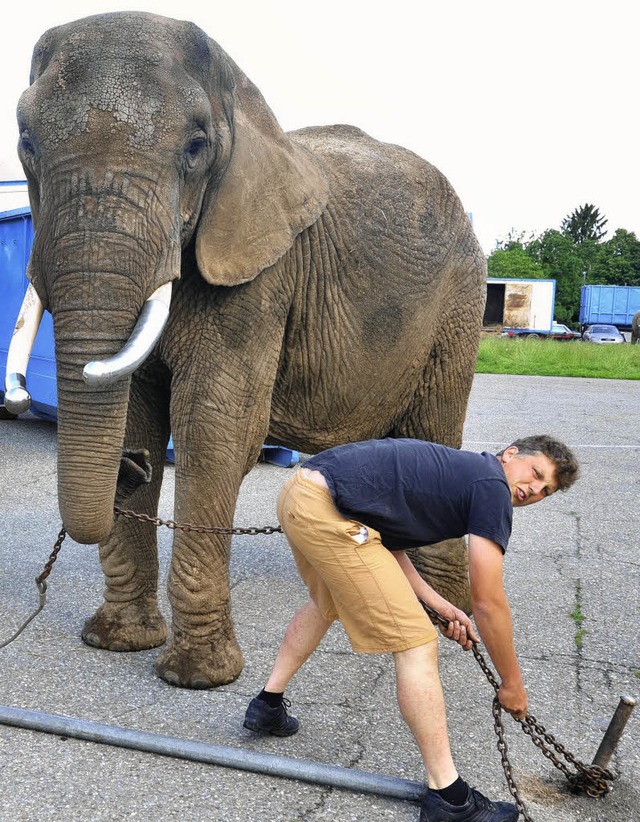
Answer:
[{"xmin": 0, "ymin": 207, "xmax": 57, "ymax": 420}]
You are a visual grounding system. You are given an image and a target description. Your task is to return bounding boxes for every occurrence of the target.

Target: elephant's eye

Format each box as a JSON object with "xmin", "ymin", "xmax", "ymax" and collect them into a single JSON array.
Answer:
[
  {"xmin": 185, "ymin": 135, "xmax": 208, "ymax": 168},
  {"xmin": 19, "ymin": 129, "xmax": 36, "ymax": 158}
]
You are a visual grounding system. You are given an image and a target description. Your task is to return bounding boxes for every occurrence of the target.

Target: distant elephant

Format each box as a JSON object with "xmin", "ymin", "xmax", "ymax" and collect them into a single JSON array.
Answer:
[
  {"xmin": 632, "ymin": 311, "xmax": 640, "ymax": 344},
  {"xmin": 7, "ymin": 12, "xmax": 486, "ymax": 688}
]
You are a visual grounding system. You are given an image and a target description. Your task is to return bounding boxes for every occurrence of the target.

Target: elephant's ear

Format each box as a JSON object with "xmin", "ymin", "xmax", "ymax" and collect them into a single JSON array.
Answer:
[{"xmin": 196, "ymin": 74, "xmax": 329, "ymax": 286}]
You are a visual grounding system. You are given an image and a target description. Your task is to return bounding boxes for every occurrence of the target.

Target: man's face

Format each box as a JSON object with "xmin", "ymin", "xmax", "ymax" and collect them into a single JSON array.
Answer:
[{"xmin": 499, "ymin": 447, "xmax": 558, "ymax": 507}]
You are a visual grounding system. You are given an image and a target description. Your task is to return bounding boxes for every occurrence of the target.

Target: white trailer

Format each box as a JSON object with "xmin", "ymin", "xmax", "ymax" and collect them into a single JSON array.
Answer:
[{"xmin": 483, "ymin": 278, "xmax": 556, "ymax": 335}]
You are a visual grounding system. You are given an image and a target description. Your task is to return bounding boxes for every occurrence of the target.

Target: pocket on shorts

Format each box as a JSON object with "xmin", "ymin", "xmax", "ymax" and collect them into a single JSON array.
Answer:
[
  {"xmin": 345, "ymin": 523, "xmax": 369, "ymax": 544},
  {"xmin": 346, "ymin": 520, "xmax": 385, "ymax": 544}
]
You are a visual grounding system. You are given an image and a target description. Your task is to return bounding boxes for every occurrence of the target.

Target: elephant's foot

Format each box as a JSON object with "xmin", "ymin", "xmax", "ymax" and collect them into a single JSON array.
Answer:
[
  {"xmin": 82, "ymin": 600, "xmax": 168, "ymax": 651},
  {"xmin": 155, "ymin": 635, "xmax": 244, "ymax": 689}
]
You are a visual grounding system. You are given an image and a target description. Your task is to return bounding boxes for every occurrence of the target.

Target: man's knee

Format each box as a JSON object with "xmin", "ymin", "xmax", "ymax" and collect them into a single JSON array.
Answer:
[{"xmin": 393, "ymin": 638, "xmax": 439, "ymax": 671}]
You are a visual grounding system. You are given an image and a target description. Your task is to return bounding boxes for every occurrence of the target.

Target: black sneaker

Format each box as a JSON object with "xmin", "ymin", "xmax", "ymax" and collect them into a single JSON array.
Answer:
[
  {"xmin": 243, "ymin": 696, "xmax": 300, "ymax": 737},
  {"xmin": 420, "ymin": 785, "xmax": 518, "ymax": 821}
]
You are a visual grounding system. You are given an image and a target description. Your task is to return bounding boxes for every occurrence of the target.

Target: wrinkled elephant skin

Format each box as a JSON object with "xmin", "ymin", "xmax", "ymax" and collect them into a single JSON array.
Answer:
[{"xmin": 16, "ymin": 12, "xmax": 487, "ymax": 687}]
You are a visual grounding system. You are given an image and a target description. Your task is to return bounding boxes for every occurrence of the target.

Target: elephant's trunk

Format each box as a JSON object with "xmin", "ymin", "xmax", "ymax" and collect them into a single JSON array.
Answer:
[
  {"xmin": 51, "ymin": 276, "xmax": 177, "ymax": 545},
  {"xmin": 56, "ymin": 346, "xmax": 132, "ymax": 545}
]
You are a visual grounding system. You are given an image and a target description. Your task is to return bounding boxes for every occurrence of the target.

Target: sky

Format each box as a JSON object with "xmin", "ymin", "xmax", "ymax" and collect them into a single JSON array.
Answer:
[{"xmin": 0, "ymin": 0, "xmax": 637, "ymax": 255}]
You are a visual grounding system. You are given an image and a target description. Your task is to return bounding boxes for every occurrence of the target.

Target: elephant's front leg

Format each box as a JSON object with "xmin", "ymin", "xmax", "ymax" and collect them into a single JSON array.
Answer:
[
  {"xmin": 156, "ymin": 524, "xmax": 243, "ymax": 688},
  {"xmin": 82, "ymin": 372, "xmax": 170, "ymax": 651},
  {"xmin": 152, "ymin": 397, "xmax": 267, "ymax": 687},
  {"xmin": 153, "ymin": 278, "xmax": 287, "ymax": 687},
  {"xmin": 153, "ymin": 438, "xmax": 255, "ymax": 687},
  {"xmin": 82, "ymin": 514, "xmax": 168, "ymax": 651}
]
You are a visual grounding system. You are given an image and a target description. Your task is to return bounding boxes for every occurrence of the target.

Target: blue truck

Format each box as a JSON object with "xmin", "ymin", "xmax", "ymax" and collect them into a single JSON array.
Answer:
[
  {"xmin": 579, "ymin": 284, "xmax": 640, "ymax": 332},
  {"xmin": 0, "ymin": 207, "xmax": 298, "ymax": 466}
]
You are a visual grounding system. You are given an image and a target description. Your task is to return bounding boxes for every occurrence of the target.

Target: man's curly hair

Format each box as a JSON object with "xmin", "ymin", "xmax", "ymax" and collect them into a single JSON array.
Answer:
[{"xmin": 497, "ymin": 434, "xmax": 579, "ymax": 491}]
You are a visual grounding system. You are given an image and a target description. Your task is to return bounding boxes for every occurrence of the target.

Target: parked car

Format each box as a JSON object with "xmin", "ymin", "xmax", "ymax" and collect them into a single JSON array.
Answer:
[
  {"xmin": 501, "ymin": 322, "xmax": 580, "ymax": 341},
  {"xmin": 582, "ymin": 324, "xmax": 625, "ymax": 344},
  {"xmin": 548, "ymin": 322, "xmax": 581, "ymax": 341}
]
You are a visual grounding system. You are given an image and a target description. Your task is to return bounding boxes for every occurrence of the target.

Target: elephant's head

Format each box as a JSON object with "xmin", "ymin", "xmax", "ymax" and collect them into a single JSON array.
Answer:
[{"xmin": 14, "ymin": 12, "xmax": 328, "ymax": 543}]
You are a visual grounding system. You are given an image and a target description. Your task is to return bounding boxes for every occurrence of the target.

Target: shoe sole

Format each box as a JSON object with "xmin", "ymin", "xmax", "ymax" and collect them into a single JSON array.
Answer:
[
  {"xmin": 243, "ymin": 718, "xmax": 299, "ymax": 737},
  {"xmin": 420, "ymin": 802, "xmax": 518, "ymax": 822},
  {"xmin": 421, "ymin": 813, "xmax": 518, "ymax": 822}
]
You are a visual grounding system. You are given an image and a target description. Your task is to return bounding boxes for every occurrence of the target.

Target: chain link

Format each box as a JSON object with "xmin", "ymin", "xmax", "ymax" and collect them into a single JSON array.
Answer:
[
  {"xmin": 35, "ymin": 527, "xmax": 67, "ymax": 585},
  {"xmin": 492, "ymin": 696, "xmax": 534, "ymax": 821},
  {"xmin": 518, "ymin": 714, "xmax": 613, "ymax": 799}
]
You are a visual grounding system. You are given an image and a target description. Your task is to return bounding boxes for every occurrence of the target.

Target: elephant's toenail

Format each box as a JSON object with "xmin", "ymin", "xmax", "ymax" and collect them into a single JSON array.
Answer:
[{"xmin": 190, "ymin": 676, "xmax": 212, "ymax": 689}]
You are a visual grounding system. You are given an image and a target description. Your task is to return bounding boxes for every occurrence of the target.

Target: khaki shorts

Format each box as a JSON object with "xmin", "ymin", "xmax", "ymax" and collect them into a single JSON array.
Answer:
[{"xmin": 277, "ymin": 469, "xmax": 437, "ymax": 653}]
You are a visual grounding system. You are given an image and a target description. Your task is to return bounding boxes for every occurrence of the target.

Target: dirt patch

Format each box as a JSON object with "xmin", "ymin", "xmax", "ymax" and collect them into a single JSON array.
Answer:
[{"xmin": 516, "ymin": 773, "xmax": 570, "ymax": 807}]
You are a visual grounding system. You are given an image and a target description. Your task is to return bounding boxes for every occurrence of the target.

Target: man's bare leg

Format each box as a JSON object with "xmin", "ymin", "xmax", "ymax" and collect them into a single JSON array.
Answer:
[
  {"xmin": 264, "ymin": 598, "xmax": 333, "ymax": 692},
  {"xmin": 394, "ymin": 639, "xmax": 458, "ymax": 789}
]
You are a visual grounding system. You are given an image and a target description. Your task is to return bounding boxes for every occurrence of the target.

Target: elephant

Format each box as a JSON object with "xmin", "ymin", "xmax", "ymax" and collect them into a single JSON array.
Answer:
[
  {"xmin": 632, "ymin": 310, "xmax": 640, "ymax": 344},
  {"xmin": 7, "ymin": 11, "xmax": 486, "ymax": 688}
]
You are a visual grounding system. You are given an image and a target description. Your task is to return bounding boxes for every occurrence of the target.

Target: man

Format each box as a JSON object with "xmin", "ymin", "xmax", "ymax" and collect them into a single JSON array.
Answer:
[{"xmin": 243, "ymin": 435, "xmax": 579, "ymax": 822}]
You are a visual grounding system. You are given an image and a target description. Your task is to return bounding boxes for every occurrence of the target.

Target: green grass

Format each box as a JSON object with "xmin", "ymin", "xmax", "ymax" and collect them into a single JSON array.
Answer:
[
  {"xmin": 570, "ymin": 581, "xmax": 587, "ymax": 651},
  {"xmin": 476, "ymin": 337, "xmax": 640, "ymax": 379}
]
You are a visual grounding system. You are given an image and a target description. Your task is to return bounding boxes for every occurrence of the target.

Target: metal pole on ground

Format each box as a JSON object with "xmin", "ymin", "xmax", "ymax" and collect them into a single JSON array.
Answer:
[
  {"xmin": 0, "ymin": 705, "xmax": 426, "ymax": 803},
  {"xmin": 592, "ymin": 695, "xmax": 637, "ymax": 770}
]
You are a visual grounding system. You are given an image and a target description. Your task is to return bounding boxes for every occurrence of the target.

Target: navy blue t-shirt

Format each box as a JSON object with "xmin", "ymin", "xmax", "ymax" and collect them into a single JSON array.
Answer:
[{"xmin": 305, "ymin": 438, "xmax": 513, "ymax": 552}]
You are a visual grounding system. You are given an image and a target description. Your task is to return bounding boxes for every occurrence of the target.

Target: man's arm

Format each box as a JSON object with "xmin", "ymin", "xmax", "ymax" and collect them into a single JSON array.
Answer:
[
  {"xmin": 468, "ymin": 534, "xmax": 528, "ymax": 718},
  {"xmin": 393, "ymin": 550, "xmax": 479, "ymax": 650}
]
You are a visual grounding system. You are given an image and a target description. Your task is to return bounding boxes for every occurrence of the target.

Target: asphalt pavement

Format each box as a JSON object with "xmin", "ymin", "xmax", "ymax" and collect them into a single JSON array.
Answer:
[{"xmin": 0, "ymin": 373, "xmax": 638, "ymax": 822}]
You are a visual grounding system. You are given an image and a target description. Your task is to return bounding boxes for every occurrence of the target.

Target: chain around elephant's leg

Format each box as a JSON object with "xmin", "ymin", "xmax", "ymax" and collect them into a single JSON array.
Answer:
[
  {"xmin": 82, "ymin": 521, "xmax": 168, "ymax": 651},
  {"xmin": 154, "ymin": 526, "xmax": 244, "ymax": 688}
]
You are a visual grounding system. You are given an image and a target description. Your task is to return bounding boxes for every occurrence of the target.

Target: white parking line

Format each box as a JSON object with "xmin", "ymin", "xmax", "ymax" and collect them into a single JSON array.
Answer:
[{"xmin": 464, "ymin": 442, "xmax": 640, "ymax": 449}]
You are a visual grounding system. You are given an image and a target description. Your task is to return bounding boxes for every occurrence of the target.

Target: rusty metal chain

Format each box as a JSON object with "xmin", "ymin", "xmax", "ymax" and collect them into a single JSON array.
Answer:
[
  {"xmin": 421, "ymin": 602, "xmax": 614, "ymax": 819},
  {"xmin": 0, "ymin": 526, "xmax": 67, "ymax": 649},
  {"xmin": 0, "ymin": 509, "xmax": 282, "ymax": 651},
  {"xmin": 518, "ymin": 714, "xmax": 612, "ymax": 799},
  {"xmin": 469, "ymin": 615, "xmax": 613, "ymax": 799},
  {"xmin": 35, "ymin": 526, "xmax": 68, "ymax": 586},
  {"xmin": 491, "ymin": 696, "xmax": 533, "ymax": 821},
  {"xmin": 113, "ymin": 506, "xmax": 283, "ymax": 536}
]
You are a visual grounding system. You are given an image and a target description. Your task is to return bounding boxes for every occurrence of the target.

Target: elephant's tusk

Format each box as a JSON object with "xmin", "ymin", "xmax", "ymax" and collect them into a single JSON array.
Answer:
[
  {"xmin": 3, "ymin": 283, "xmax": 45, "ymax": 414},
  {"xmin": 83, "ymin": 282, "xmax": 172, "ymax": 386}
]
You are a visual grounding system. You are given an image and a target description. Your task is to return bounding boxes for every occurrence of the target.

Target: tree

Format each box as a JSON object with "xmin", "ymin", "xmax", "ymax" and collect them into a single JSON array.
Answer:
[
  {"xmin": 591, "ymin": 229, "xmax": 640, "ymax": 287},
  {"xmin": 494, "ymin": 229, "xmax": 537, "ymax": 251},
  {"xmin": 487, "ymin": 246, "xmax": 546, "ymax": 280},
  {"xmin": 561, "ymin": 203, "xmax": 608, "ymax": 244},
  {"xmin": 525, "ymin": 230, "xmax": 584, "ymax": 325}
]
